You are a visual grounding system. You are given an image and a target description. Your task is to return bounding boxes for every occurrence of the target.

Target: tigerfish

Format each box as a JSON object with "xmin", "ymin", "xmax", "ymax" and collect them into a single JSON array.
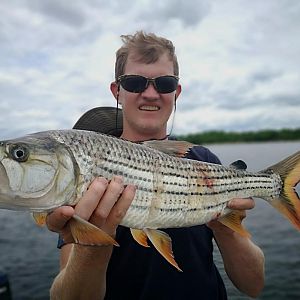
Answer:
[{"xmin": 0, "ymin": 129, "xmax": 299, "ymax": 271}]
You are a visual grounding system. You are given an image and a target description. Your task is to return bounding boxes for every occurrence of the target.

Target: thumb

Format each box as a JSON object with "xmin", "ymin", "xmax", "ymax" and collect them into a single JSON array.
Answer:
[{"xmin": 46, "ymin": 206, "xmax": 75, "ymax": 232}]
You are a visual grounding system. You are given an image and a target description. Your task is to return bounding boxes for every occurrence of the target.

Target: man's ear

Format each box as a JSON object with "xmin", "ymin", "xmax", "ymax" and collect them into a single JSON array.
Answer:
[
  {"xmin": 110, "ymin": 82, "xmax": 120, "ymax": 102},
  {"xmin": 175, "ymin": 83, "xmax": 182, "ymax": 102}
]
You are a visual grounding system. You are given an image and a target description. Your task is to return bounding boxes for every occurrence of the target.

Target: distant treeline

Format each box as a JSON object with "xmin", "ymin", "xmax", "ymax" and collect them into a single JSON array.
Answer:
[{"xmin": 176, "ymin": 128, "xmax": 300, "ymax": 144}]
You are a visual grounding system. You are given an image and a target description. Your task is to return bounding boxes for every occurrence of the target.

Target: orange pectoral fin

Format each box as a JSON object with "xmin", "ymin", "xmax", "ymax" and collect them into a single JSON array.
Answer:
[
  {"xmin": 67, "ymin": 214, "xmax": 119, "ymax": 246},
  {"xmin": 130, "ymin": 228, "xmax": 150, "ymax": 247},
  {"xmin": 32, "ymin": 212, "xmax": 48, "ymax": 226},
  {"xmin": 144, "ymin": 228, "xmax": 182, "ymax": 272},
  {"xmin": 218, "ymin": 211, "xmax": 251, "ymax": 238}
]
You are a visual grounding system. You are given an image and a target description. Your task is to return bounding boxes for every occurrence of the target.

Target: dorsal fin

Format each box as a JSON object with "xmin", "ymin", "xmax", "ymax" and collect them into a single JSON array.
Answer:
[
  {"xmin": 143, "ymin": 140, "xmax": 195, "ymax": 158},
  {"xmin": 230, "ymin": 160, "xmax": 247, "ymax": 170}
]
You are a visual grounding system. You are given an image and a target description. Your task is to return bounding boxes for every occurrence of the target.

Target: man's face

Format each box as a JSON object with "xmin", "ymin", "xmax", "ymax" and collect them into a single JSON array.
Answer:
[{"xmin": 117, "ymin": 52, "xmax": 181, "ymax": 141}]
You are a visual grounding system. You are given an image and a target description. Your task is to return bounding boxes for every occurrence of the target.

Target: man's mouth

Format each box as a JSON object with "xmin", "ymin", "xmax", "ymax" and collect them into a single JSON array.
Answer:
[{"xmin": 139, "ymin": 105, "xmax": 160, "ymax": 111}]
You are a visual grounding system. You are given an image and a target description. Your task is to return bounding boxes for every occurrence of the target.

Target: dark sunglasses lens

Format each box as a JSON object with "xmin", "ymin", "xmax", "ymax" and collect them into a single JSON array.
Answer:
[
  {"xmin": 120, "ymin": 76, "xmax": 147, "ymax": 93},
  {"xmin": 155, "ymin": 76, "xmax": 178, "ymax": 93}
]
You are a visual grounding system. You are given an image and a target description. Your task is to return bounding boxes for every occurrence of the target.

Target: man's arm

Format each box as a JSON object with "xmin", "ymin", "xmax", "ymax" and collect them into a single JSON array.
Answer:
[
  {"xmin": 48, "ymin": 176, "xmax": 136, "ymax": 300},
  {"xmin": 209, "ymin": 198, "xmax": 265, "ymax": 298}
]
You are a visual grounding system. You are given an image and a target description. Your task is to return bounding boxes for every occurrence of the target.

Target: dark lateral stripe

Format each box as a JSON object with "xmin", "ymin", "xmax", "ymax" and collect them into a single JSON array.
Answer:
[
  {"xmin": 130, "ymin": 202, "xmax": 225, "ymax": 213},
  {"xmin": 100, "ymin": 156, "xmax": 274, "ymax": 184},
  {"xmin": 162, "ymin": 186, "xmax": 272, "ymax": 196},
  {"xmin": 96, "ymin": 164, "xmax": 274, "ymax": 197},
  {"xmin": 102, "ymin": 157, "xmax": 191, "ymax": 179},
  {"xmin": 134, "ymin": 184, "xmax": 273, "ymax": 197},
  {"xmin": 99, "ymin": 158, "xmax": 272, "ymax": 186}
]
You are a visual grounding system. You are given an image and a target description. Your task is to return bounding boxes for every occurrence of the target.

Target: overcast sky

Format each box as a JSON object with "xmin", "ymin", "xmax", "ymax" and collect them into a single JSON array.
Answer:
[{"xmin": 0, "ymin": 0, "xmax": 299, "ymax": 139}]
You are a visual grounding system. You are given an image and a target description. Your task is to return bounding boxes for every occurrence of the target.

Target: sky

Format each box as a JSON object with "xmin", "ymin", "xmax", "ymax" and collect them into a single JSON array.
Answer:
[{"xmin": 0, "ymin": 0, "xmax": 299, "ymax": 139}]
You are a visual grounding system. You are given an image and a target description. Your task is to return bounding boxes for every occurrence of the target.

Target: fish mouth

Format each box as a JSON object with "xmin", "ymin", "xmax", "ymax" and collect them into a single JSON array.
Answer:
[
  {"xmin": 0, "ymin": 161, "xmax": 14, "ymax": 207},
  {"xmin": 139, "ymin": 105, "xmax": 160, "ymax": 111}
]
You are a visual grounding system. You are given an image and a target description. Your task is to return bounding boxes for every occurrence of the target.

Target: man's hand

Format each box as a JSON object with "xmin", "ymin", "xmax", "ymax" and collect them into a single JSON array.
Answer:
[
  {"xmin": 227, "ymin": 197, "xmax": 255, "ymax": 211},
  {"xmin": 207, "ymin": 197, "xmax": 264, "ymax": 297},
  {"xmin": 49, "ymin": 176, "xmax": 136, "ymax": 299},
  {"xmin": 46, "ymin": 176, "xmax": 136, "ymax": 238},
  {"xmin": 207, "ymin": 197, "xmax": 255, "ymax": 233}
]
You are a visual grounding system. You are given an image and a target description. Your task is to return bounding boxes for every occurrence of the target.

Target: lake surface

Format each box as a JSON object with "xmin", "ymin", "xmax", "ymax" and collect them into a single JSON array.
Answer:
[
  {"xmin": 208, "ymin": 141, "xmax": 300, "ymax": 300},
  {"xmin": 0, "ymin": 141, "xmax": 299, "ymax": 299}
]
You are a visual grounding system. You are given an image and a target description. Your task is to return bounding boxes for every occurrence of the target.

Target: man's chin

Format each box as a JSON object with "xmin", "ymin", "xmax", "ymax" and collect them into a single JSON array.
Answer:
[{"xmin": 137, "ymin": 123, "xmax": 165, "ymax": 135}]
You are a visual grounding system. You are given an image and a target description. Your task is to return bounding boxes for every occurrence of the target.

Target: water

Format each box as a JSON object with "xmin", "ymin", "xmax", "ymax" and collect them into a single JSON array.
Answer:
[
  {"xmin": 0, "ymin": 212, "xmax": 59, "ymax": 300},
  {"xmin": 208, "ymin": 141, "xmax": 300, "ymax": 300},
  {"xmin": 0, "ymin": 141, "xmax": 299, "ymax": 299}
]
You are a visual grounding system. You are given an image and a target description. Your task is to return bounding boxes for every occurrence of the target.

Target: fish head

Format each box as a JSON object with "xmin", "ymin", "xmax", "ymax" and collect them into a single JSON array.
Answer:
[{"xmin": 0, "ymin": 133, "xmax": 78, "ymax": 211}]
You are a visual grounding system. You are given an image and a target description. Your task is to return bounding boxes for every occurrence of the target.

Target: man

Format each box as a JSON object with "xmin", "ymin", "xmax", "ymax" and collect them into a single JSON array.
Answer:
[{"xmin": 48, "ymin": 31, "xmax": 264, "ymax": 299}]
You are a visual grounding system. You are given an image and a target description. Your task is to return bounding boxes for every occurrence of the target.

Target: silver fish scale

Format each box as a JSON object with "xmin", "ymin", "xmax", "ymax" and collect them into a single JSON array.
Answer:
[{"xmin": 49, "ymin": 130, "xmax": 282, "ymax": 230}]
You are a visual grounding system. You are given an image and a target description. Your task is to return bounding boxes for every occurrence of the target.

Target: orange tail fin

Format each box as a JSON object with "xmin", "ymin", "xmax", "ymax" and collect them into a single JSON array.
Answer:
[{"xmin": 266, "ymin": 151, "xmax": 300, "ymax": 230}]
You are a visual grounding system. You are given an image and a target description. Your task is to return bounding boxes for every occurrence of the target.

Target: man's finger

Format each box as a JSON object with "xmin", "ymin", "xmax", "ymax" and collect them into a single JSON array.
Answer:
[
  {"xmin": 91, "ymin": 176, "xmax": 125, "ymax": 224},
  {"xmin": 227, "ymin": 197, "xmax": 255, "ymax": 210},
  {"xmin": 103, "ymin": 184, "xmax": 136, "ymax": 234},
  {"xmin": 74, "ymin": 177, "xmax": 108, "ymax": 220},
  {"xmin": 46, "ymin": 206, "xmax": 74, "ymax": 232}
]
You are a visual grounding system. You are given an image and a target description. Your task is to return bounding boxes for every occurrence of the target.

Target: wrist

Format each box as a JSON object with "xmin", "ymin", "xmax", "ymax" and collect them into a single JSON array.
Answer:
[
  {"xmin": 208, "ymin": 220, "xmax": 236, "ymax": 237},
  {"xmin": 70, "ymin": 244, "xmax": 113, "ymax": 268}
]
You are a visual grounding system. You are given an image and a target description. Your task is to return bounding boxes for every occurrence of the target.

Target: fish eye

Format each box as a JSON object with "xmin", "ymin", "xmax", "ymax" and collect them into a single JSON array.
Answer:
[{"xmin": 9, "ymin": 144, "xmax": 29, "ymax": 162}]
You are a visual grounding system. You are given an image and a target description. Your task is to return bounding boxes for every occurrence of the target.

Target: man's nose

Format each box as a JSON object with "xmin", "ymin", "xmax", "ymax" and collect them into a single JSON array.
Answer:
[{"xmin": 141, "ymin": 82, "xmax": 159, "ymax": 98}]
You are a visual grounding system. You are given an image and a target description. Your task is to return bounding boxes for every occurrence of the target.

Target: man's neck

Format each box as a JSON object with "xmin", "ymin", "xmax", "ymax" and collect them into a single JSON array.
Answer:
[{"xmin": 121, "ymin": 130, "xmax": 168, "ymax": 142}]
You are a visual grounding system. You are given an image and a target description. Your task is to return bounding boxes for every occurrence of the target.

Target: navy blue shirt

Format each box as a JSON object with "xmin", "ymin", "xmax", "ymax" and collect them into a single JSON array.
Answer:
[
  {"xmin": 104, "ymin": 145, "xmax": 227, "ymax": 300},
  {"xmin": 57, "ymin": 145, "xmax": 227, "ymax": 299}
]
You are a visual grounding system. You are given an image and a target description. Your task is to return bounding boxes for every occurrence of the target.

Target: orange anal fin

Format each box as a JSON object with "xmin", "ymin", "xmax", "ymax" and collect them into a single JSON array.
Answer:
[
  {"xmin": 218, "ymin": 210, "xmax": 251, "ymax": 238},
  {"xmin": 66, "ymin": 214, "xmax": 119, "ymax": 246},
  {"xmin": 130, "ymin": 228, "xmax": 150, "ymax": 247},
  {"xmin": 144, "ymin": 228, "xmax": 182, "ymax": 272},
  {"xmin": 32, "ymin": 212, "xmax": 47, "ymax": 226}
]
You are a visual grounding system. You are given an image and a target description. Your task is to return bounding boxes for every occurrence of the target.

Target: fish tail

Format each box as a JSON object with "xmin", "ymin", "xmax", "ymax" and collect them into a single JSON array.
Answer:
[{"xmin": 265, "ymin": 151, "xmax": 300, "ymax": 230}]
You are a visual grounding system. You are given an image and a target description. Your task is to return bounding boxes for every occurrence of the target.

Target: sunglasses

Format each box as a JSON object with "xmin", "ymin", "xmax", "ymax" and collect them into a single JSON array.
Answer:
[{"xmin": 117, "ymin": 74, "xmax": 179, "ymax": 94}]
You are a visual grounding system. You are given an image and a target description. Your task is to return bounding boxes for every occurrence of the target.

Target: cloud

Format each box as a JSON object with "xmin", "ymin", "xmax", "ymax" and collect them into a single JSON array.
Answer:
[
  {"xmin": 27, "ymin": 0, "xmax": 87, "ymax": 28},
  {"xmin": 138, "ymin": 0, "xmax": 211, "ymax": 28},
  {"xmin": 0, "ymin": 0, "xmax": 299, "ymax": 140}
]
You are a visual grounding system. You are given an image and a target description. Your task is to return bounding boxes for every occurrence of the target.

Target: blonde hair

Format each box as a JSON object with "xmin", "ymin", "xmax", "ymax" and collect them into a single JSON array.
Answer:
[{"xmin": 115, "ymin": 31, "xmax": 179, "ymax": 81}]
